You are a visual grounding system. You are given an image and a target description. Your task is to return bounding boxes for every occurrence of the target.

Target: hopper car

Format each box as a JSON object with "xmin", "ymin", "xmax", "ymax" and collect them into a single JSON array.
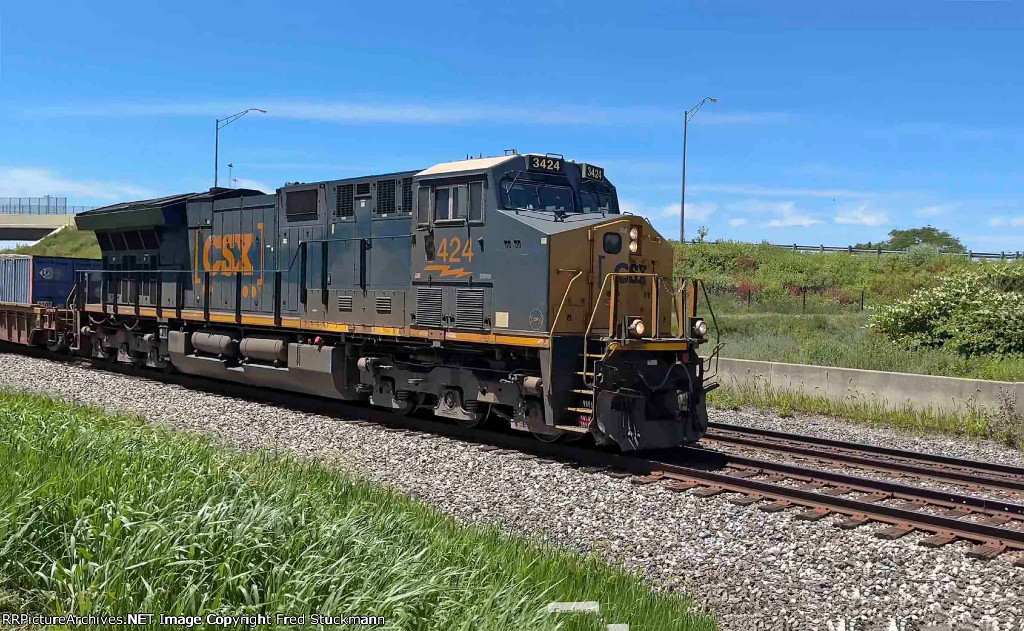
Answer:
[{"xmin": 0, "ymin": 153, "xmax": 719, "ymax": 450}]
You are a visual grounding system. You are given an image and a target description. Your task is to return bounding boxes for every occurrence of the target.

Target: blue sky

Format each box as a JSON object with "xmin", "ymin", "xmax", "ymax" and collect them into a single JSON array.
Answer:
[{"xmin": 1, "ymin": 1, "xmax": 1022, "ymax": 249}]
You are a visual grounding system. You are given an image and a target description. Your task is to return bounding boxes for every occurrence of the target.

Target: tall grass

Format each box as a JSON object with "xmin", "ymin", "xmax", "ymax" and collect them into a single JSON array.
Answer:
[{"xmin": 0, "ymin": 392, "xmax": 714, "ymax": 630}]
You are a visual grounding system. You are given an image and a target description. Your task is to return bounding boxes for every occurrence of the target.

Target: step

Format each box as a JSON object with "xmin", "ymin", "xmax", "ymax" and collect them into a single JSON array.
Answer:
[
  {"xmin": 570, "ymin": 389, "xmax": 593, "ymax": 395},
  {"xmin": 565, "ymin": 407, "xmax": 594, "ymax": 414},
  {"xmin": 555, "ymin": 425, "xmax": 591, "ymax": 434},
  {"xmin": 575, "ymin": 371, "xmax": 594, "ymax": 377},
  {"xmin": 583, "ymin": 353, "xmax": 605, "ymax": 358}
]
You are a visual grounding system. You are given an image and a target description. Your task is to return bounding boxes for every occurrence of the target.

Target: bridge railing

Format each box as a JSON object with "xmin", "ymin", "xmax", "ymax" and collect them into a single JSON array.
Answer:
[{"xmin": 0, "ymin": 197, "xmax": 97, "ymax": 215}]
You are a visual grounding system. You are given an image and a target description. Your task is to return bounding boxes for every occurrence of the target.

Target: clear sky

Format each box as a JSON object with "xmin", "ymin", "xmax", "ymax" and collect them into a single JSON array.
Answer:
[{"xmin": 1, "ymin": 1, "xmax": 1022, "ymax": 250}]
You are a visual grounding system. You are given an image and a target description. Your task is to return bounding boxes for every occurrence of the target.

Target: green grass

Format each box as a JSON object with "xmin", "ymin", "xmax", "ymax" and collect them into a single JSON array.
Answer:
[
  {"xmin": 703, "ymin": 311, "xmax": 1024, "ymax": 382},
  {"xmin": 1, "ymin": 226, "xmax": 101, "ymax": 258},
  {"xmin": 0, "ymin": 391, "xmax": 714, "ymax": 631},
  {"xmin": 707, "ymin": 380, "xmax": 1024, "ymax": 449}
]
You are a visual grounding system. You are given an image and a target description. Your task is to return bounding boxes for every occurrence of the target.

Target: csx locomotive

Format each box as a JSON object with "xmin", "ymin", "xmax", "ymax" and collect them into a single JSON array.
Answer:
[{"xmin": 1, "ymin": 153, "xmax": 716, "ymax": 450}]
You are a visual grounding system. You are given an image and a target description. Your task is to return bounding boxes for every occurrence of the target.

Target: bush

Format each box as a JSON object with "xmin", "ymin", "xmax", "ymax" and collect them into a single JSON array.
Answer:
[{"xmin": 873, "ymin": 263, "xmax": 1024, "ymax": 356}]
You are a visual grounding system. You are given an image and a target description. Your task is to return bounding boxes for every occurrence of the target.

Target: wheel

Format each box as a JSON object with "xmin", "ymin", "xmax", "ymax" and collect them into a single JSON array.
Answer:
[{"xmin": 454, "ymin": 402, "xmax": 489, "ymax": 429}]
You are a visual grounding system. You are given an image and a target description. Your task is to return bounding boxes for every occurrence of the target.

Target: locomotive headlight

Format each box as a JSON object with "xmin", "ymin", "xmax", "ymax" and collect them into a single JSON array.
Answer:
[
  {"xmin": 629, "ymin": 318, "xmax": 646, "ymax": 337},
  {"xmin": 629, "ymin": 227, "xmax": 639, "ymax": 240},
  {"xmin": 628, "ymin": 240, "xmax": 640, "ymax": 254},
  {"xmin": 692, "ymin": 318, "xmax": 708, "ymax": 337}
]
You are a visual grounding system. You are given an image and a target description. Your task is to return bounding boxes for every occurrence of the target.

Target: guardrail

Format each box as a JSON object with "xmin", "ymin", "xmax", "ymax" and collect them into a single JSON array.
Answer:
[{"xmin": 681, "ymin": 241, "xmax": 1023, "ymax": 262}]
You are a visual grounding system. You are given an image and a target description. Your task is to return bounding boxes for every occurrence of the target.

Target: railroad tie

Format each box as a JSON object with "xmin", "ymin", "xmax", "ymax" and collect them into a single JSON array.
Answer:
[
  {"xmin": 795, "ymin": 507, "xmax": 832, "ymax": 521},
  {"xmin": 835, "ymin": 514, "xmax": 872, "ymax": 530},
  {"xmin": 758, "ymin": 500, "xmax": 793, "ymax": 513},
  {"xmin": 874, "ymin": 523, "xmax": 916, "ymax": 540},
  {"xmin": 919, "ymin": 532, "xmax": 959, "ymax": 548},
  {"xmin": 967, "ymin": 542, "xmax": 1007, "ymax": 561}
]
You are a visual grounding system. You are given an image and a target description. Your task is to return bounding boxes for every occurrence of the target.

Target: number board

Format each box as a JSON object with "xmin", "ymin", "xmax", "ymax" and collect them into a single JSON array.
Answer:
[
  {"xmin": 527, "ymin": 155, "xmax": 563, "ymax": 174},
  {"xmin": 580, "ymin": 163, "xmax": 605, "ymax": 181}
]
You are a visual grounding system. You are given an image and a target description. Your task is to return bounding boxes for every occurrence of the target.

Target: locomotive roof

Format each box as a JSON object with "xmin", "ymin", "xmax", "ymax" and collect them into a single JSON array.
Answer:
[{"xmin": 416, "ymin": 155, "xmax": 515, "ymax": 178}]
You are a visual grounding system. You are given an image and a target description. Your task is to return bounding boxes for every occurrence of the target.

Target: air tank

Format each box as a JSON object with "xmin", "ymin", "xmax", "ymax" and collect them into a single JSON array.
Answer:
[{"xmin": 239, "ymin": 337, "xmax": 289, "ymax": 364}]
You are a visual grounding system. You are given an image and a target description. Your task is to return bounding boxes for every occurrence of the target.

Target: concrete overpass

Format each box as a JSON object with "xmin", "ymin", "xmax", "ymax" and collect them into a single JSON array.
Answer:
[{"xmin": 0, "ymin": 213, "xmax": 77, "ymax": 240}]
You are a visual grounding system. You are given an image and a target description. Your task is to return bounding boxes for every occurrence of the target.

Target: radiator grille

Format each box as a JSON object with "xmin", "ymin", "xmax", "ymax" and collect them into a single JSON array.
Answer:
[
  {"xmin": 401, "ymin": 177, "xmax": 413, "ymax": 213},
  {"xmin": 375, "ymin": 295, "xmax": 392, "ymax": 314},
  {"xmin": 337, "ymin": 294, "xmax": 353, "ymax": 312},
  {"xmin": 455, "ymin": 289, "xmax": 486, "ymax": 330},
  {"xmin": 415, "ymin": 287, "xmax": 443, "ymax": 328},
  {"xmin": 335, "ymin": 184, "xmax": 354, "ymax": 217},
  {"xmin": 356, "ymin": 182, "xmax": 371, "ymax": 196},
  {"xmin": 377, "ymin": 179, "xmax": 396, "ymax": 215}
]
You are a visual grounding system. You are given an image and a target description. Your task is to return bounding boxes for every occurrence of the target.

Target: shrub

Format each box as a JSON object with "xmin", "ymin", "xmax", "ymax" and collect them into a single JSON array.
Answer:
[{"xmin": 873, "ymin": 263, "xmax": 1024, "ymax": 356}]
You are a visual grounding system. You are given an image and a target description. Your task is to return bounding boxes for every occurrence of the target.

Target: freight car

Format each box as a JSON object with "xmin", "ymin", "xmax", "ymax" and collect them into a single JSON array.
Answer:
[{"xmin": 5, "ymin": 153, "xmax": 718, "ymax": 450}]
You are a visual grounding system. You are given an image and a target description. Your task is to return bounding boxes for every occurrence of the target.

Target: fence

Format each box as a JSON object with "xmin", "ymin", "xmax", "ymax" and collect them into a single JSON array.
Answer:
[
  {"xmin": 707, "ymin": 284, "xmax": 867, "ymax": 313},
  {"xmin": 0, "ymin": 197, "xmax": 97, "ymax": 215},
  {"xmin": 682, "ymin": 241, "xmax": 1023, "ymax": 262}
]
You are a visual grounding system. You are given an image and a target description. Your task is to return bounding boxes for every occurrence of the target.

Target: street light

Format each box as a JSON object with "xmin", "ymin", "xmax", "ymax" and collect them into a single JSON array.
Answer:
[
  {"xmin": 215, "ymin": 108, "xmax": 266, "ymax": 188},
  {"xmin": 680, "ymin": 96, "xmax": 716, "ymax": 243}
]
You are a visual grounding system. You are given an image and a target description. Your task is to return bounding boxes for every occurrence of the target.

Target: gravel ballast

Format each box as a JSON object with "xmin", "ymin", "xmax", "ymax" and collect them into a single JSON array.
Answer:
[{"xmin": 1, "ymin": 352, "xmax": 1022, "ymax": 631}]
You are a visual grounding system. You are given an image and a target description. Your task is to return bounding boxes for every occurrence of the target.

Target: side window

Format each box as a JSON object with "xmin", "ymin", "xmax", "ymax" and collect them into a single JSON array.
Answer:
[
  {"xmin": 453, "ymin": 185, "xmax": 467, "ymax": 219},
  {"xmin": 416, "ymin": 185, "xmax": 430, "ymax": 225},
  {"xmin": 468, "ymin": 181, "xmax": 484, "ymax": 222},
  {"xmin": 433, "ymin": 187, "xmax": 450, "ymax": 222}
]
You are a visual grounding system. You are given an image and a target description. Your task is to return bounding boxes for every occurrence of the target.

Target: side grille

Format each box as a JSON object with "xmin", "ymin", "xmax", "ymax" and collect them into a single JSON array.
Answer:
[
  {"xmin": 377, "ymin": 179, "xmax": 396, "ymax": 215},
  {"xmin": 337, "ymin": 294, "xmax": 353, "ymax": 312},
  {"xmin": 375, "ymin": 295, "xmax": 392, "ymax": 314},
  {"xmin": 356, "ymin": 182, "xmax": 371, "ymax": 196},
  {"xmin": 455, "ymin": 289, "xmax": 486, "ymax": 330},
  {"xmin": 401, "ymin": 177, "xmax": 413, "ymax": 213},
  {"xmin": 335, "ymin": 184, "xmax": 354, "ymax": 217},
  {"xmin": 415, "ymin": 288, "xmax": 443, "ymax": 328}
]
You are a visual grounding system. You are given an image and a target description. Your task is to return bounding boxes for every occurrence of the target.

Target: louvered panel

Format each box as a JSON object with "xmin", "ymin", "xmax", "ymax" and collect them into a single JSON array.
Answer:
[
  {"xmin": 335, "ymin": 184, "xmax": 354, "ymax": 217},
  {"xmin": 401, "ymin": 177, "xmax": 413, "ymax": 213},
  {"xmin": 415, "ymin": 287, "xmax": 443, "ymax": 328},
  {"xmin": 455, "ymin": 289, "xmax": 486, "ymax": 330},
  {"xmin": 375, "ymin": 295, "xmax": 392, "ymax": 314},
  {"xmin": 337, "ymin": 294, "xmax": 353, "ymax": 312},
  {"xmin": 356, "ymin": 182, "xmax": 371, "ymax": 196},
  {"xmin": 377, "ymin": 179, "xmax": 396, "ymax": 215}
]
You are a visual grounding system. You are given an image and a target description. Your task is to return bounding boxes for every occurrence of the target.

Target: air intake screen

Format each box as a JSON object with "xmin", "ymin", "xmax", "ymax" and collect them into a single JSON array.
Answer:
[
  {"xmin": 377, "ymin": 180, "xmax": 396, "ymax": 215},
  {"xmin": 336, "ymin": 184, "xmax": 354, "ymax": 217},
  {"xmin": 401, "ymin": 177, "xmax": 413, "ymax": 213},
  {"xmin": 416, "ymin": 287, "xmax": 444, "ymax": 328},
  {"xmin": 356, "ymin": 182, "xmax": 371, "ymax": 196},
  {"xmin": 337, "ymin": 294, "xmax": 353, "ymax": 312},
  {"xmin": 455, "ymin": 289, "xmax": 486, "ymax": 330},
  {"xmin": 286, "ymin": 189, "xmax": 318, "ymax": 219}
]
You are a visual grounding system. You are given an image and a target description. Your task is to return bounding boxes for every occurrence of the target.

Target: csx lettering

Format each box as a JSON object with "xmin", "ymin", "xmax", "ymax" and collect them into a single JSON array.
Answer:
[
  {"xmin": 614, "ymin": 262, "xmax": 647, "ymax": 284},
  {"xmin": 203, "ymin": 233, "xmax": 255, "ymax": 275}
]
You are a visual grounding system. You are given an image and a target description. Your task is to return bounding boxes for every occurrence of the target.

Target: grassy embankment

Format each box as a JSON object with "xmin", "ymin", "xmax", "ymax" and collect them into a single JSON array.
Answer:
[
  {"xmin": 1, "ymin": 226, "xmax": 101, "ymax": 259},
  {"xmin": 678, "ymin": 242, "xmax": 1024, "ymax": 445},
  {"xmin": 0, "ymin": 391, "xmax": 715, "ymax": 631}
]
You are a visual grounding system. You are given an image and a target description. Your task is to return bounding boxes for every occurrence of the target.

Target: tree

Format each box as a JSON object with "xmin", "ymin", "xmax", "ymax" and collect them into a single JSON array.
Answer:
[
  {"xmin": 854, "ymin": 226, "xmax": 965, "ymax": 253},
  {"xmin": 695, "ymin": 225, "xmax": 710, "ymax": 243}
]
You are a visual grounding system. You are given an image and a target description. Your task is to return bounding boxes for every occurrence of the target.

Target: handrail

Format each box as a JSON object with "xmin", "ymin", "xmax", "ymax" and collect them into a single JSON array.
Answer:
[{"xmin": 549, "ymin": 268, "xmax": 583, "ymax": 338}]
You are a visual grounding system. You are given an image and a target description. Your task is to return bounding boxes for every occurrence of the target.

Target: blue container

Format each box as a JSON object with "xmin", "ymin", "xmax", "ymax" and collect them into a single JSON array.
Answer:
[{"xmin": 0, "ymin": 255, "xmax": 101, "ymax": 306}]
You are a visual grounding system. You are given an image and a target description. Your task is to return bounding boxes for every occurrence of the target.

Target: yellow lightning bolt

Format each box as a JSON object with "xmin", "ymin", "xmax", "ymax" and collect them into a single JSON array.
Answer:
[{"xmin": 424, "ymin": 264, "xmax": 473, "ymax": 278}]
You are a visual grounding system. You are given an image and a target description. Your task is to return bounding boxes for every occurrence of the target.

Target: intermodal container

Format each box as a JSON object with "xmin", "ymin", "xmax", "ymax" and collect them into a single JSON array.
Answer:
[{"xmin": 0, "ymin": 255, "xmax": 102, "ymax": 306}]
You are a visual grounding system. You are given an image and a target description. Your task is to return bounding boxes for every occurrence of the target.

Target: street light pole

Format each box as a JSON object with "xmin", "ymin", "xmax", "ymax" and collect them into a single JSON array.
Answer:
[
  {"xmin": 214, "ymin": 108, "xmax": 266, "ymax": 188},
  {"xmin": 680, "ymin": 96, "xmax": 716, "ymax": 243}
]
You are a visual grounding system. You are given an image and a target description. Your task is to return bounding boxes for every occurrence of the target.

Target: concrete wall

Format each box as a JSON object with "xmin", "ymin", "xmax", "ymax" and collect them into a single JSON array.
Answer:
[
  {"xmin": 0, "ymin": 214, "xmax": 74, "ymax": 241},
  {"xmin": 716, "ymin": 357, "xmax": 1024, "ymax": 415}
]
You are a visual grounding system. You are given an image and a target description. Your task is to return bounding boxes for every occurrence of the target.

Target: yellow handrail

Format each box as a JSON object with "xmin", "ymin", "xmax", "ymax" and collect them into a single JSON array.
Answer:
[{"xmin": 549, "ymin": 268, "xmax": 583, "ymax": 338}]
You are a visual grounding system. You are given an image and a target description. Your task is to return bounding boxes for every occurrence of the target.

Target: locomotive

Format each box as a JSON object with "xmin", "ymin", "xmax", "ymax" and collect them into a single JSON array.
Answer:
[{"xmin": 2, "ymin": 153, "xmax": 717, "ymax": 450}]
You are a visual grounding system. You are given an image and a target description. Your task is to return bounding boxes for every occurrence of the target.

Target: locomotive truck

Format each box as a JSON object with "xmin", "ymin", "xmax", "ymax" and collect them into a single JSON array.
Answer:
[{"xmin": 0, "ymin": 153, "xmax": 717, "ymax": 450}]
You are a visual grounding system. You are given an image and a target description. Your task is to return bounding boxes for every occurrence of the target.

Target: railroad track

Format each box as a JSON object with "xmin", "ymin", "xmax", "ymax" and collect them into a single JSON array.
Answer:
[
  {"xmin": 703, "ymin": 421, "xmax": 1024, "ymax": 495},
  {"xmin": 3, "ymin": 343, "xmax": 1024, "ymax": 566}
]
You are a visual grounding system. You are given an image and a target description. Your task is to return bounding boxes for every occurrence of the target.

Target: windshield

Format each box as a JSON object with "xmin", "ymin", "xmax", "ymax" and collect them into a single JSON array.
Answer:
[
  {"xmin": 579, "ymin": 189, "xmax": 616, "ymax": 213},
  {"xmin": 503, "ymin": 181, "xmax": 574, "ymax": 213}
]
